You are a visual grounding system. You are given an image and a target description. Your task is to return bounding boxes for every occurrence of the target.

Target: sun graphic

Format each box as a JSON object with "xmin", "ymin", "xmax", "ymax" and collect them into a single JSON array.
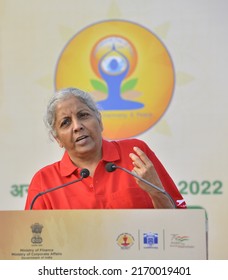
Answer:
[
  {"xmin": 37, "ymin": 4, "xmax": 193, "ymax": 140},
  {"xmin": 55, "ymin": 20, "xmax": 175, "ymax": 140}
]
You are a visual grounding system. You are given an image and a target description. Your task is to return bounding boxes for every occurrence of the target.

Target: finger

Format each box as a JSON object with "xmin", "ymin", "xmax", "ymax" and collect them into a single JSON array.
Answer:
[
  {"xmin": 129, "ymin": 152, "xmax": 143, "ymax": 168},
  {"xmin": 133, "ymin": 146, "xmax": 151, "ymax": 166}
]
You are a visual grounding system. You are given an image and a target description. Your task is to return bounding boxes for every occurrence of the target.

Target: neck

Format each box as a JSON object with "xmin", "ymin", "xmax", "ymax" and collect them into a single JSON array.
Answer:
[{"xmin": 70, "ymin": 151, "xmax": 102, "ymax": 177}]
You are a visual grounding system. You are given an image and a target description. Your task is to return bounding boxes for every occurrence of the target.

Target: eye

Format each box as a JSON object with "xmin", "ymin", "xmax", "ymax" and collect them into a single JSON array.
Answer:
[
  {"xmin": 78, "ymin": 111, "xmax": 90, "ymax": 119},
  {"xmin": 60, "ymin": 117, "xmax": 71, "ymax": 127}
]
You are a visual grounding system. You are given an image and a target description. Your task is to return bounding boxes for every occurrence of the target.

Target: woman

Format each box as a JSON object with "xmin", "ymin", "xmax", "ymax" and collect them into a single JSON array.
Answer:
[{"xmin": 25, "ymin": 87, "xmax": 186, "ymax": 210}]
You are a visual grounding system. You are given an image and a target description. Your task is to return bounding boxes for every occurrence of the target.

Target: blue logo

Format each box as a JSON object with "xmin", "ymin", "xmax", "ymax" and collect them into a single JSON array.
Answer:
[
  {"xmin": 91, "ymin": 36, "xmax": 144, "ymax": 110},
  {"xmin": 143, "ymin": 232, "xmax": 158, "ymax": 248}
]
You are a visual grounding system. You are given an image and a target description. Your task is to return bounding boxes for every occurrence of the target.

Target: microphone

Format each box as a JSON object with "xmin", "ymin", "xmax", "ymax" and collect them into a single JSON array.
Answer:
[
  {"xmin": 105, "ymin": 162, "xmax": 177, "ymax": 208},
  {"xmin": 29, "ymin": 168, "xmax": 90, "ymax": 210}
]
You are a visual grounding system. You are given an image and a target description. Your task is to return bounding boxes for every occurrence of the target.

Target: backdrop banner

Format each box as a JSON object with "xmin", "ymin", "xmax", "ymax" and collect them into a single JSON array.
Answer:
[{"xmin": 0, "ymin": 0, "xmax": 227, "ymax": 259}]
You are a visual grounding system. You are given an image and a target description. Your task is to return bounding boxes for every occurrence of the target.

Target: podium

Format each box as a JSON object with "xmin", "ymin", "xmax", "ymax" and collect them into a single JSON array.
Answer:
[{"xmin": 0, "ymin": 209, "xmax": 207, "ymax": 260}]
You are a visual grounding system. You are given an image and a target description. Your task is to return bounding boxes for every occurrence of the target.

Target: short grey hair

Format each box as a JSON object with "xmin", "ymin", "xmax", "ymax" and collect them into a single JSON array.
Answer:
[{"xmin": 44, "ymin": 87, "xmax": 101, "ymax": 139}]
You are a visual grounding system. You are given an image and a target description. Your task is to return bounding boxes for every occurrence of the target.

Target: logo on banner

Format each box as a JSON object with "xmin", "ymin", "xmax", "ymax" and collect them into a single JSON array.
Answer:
[
  {"xmin": 169, "ymin": 234, "xmax": 194, "ymax": 249},
  {"xmin": 143, "ymin": 232, "xmax": 159, "ymax": 248},
  {"xmin": 116, "ymin": 233, "xmax": 134, "ymax": 249},
  {"xmin": 31, "ymin": 223, "xmax": 43, "ymax": 244},
  {"xmin": 55, "ymin": 20, "xmax": 175, "ymax": 139}
]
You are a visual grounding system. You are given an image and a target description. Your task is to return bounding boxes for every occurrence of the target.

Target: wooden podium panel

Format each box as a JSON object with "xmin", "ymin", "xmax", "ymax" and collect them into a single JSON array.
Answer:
[{"xmin": 0, "ymin": 209, "xmax": 207, "ymax": 260}]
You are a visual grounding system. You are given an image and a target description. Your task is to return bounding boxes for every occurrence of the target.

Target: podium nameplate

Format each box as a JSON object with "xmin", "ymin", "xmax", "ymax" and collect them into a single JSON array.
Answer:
[{"xmin": 0, "ymin": 209, "xmax": 207, "ymax": 260}]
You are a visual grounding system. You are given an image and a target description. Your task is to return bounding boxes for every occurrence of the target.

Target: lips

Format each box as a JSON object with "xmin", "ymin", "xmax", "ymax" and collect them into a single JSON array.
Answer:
[{"xmin": 75, "ymin": 135, "xmax": 88, "ymax": 142}]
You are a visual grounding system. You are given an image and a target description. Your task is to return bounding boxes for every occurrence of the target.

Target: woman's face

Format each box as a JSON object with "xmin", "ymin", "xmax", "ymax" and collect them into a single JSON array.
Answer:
[{"xmin": 54, "ymin": 96, "xmax": 103, "ymax": 159}]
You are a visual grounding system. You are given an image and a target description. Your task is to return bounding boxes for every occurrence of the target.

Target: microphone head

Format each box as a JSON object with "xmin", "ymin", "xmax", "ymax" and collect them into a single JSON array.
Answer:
[
  {"xmin": 105, "ymin": 162, "xmax": 117, "ymax": 172},
  {"xmin": 80, "ymin": 168, "xmax": 90, "ymax": 178}
]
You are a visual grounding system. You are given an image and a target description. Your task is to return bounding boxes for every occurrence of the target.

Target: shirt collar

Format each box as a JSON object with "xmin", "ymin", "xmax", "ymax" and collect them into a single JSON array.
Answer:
[
  {"xmin": 101, "ymin": 138, "xmax": 120, "ymax": 162},
  {"xmin": 59, "ymin": 139, "xmax": 120, "ymax": 177},
  {"xmin": 60, "ymin": 151, "xmax": 79, "ymax": 177}
]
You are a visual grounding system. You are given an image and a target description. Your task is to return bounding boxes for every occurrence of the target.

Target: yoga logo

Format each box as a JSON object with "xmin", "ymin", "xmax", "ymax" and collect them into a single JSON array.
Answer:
[{"xmin": 55, "ymin": 20, "xmax": 174, "ymax": 139}]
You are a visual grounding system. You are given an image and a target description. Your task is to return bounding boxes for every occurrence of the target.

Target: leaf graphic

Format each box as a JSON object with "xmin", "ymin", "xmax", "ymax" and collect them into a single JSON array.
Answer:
[
  {"xmin": 90, "ymin": 79, "xmax": 108, "ymax": 94},
  {"xmin": 121, "ymin": 78, "xmax": 138, "ymax": 93}
]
